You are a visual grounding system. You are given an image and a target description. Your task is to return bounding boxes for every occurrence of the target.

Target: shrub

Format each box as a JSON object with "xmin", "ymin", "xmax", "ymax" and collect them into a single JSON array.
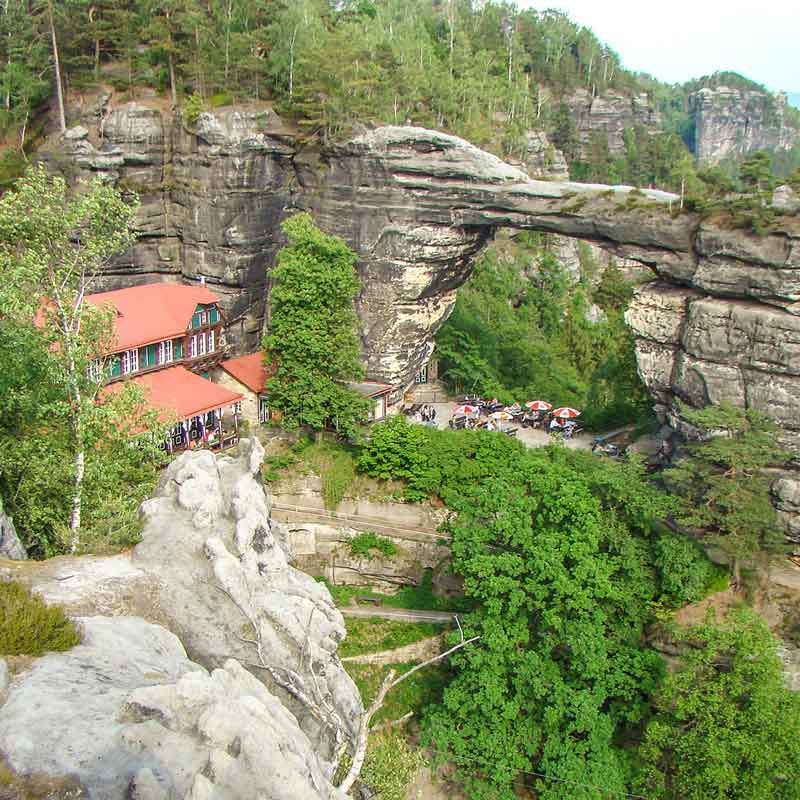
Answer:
[
  {"xmin": 653, "ymin": 533, "xmax": 717, "ymax": 604},
  {"xmin": 360, "ymin": 732, "xmax": 424, "ymax": 800},
  {"xmin": 183, "ymin": 93, "xmax": 206, "ymax": 126},
  {"xmin": 0, "ymin": 580, "xmax": 80, "ymax": 656},
  {"xmin": 348, "ymin": 532, "xmax": 397, "ymax": 558}
]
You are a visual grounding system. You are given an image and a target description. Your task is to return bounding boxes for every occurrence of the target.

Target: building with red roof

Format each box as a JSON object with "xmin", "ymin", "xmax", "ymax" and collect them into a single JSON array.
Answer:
[
  {"xmin": 87, "ymin": 281, "xmax": 243, "ymax": 452},
  {"xmin": 213, "ymin": 352, "xmax": 275, "ymax": 426},
  {"xmin": 86, "ymin": 281, "xmax": 226, "ymax": 383}
]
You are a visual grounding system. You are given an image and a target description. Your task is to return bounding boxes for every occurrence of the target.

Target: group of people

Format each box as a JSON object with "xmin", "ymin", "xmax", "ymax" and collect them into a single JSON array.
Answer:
[{"xmin": 413, "ymin": 405, "xmax": 439, "ymax": 426}]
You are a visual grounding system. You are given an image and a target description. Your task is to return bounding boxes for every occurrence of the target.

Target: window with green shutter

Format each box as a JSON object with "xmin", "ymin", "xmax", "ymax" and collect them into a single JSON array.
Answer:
[
  {"xmin": 174, "ymin": 339, "xmax": 183, "ymax": 359},
  {"xmin": 192, "ymin": 312, "xmax": 201, "ymax": 329},
  {"xmin": 210, "ymin": 307, "xmax": 219, "ymax": 323},
  {"xmin": 110, "ymin": 356, "xmax": 121, "ymax": 377}
]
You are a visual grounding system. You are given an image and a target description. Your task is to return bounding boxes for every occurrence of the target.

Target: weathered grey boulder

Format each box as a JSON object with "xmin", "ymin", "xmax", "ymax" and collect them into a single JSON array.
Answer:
[
  {"xmin": 0, "ymin": 616, "xmax": 347, "ymax": 799},
  {"xmin": 0, "ymin": 498, "xmax": 26, "ymax": 560},
  {"xmin": 0, "ymin": 440, "xmax": 359, "ymax": 798}
]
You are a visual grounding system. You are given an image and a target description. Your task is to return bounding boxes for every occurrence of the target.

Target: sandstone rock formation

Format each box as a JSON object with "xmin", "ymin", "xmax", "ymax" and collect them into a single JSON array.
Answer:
[
  {"xmin": 565, "ymin": 88, "xmax": 662, "ymax": 158},
  {"xmin": 0, "ymin": 498, "xmax": 25, "ymax": 561},
  {"xmin": 40, "ymin": 97, "xmax": 800, "ymax": 450},
  {"xmin": 520, "ymin": 130, "xmax": 569, "ymax": 180},
  {"xmin": 0, "ymin": 439, "xmax": 359, "ymax": 799},
  {"xmin": 690, "ymin": 86, "xmax": 798, "ymax": 164}
]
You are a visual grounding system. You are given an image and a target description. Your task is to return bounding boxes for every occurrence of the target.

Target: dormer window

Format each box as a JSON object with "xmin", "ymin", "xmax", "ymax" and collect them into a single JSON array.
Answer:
[{"xmin": 191, "ymin": 305, "xmax": 220, "ymax": 329}]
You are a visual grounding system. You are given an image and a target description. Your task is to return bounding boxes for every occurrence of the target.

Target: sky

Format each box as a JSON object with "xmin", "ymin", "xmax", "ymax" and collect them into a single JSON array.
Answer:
[{"xmin": 518, "ymin": 0, "xmax": 799, "ymax": 93}]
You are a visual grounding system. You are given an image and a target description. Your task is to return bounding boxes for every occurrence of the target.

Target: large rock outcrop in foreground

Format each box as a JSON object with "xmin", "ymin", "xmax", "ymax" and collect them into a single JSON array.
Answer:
[
  {"xmin": 43, "ymin": 99, "xmax": 800, "ymax": 444},
  {"xmin": 0, "ymin": 440, "xmax": 357, "ymax": 799}
]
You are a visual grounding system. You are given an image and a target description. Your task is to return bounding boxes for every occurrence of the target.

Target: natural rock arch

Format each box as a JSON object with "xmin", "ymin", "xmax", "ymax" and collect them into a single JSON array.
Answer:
[{"xmin": 44, "ymin": 108, "xmax": 800, "ymax": 447}]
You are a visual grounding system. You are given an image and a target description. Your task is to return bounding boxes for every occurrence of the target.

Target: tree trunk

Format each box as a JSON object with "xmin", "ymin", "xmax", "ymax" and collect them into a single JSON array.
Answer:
[
  {"xmin": 69, "ymin": 447, "xmax": 84, "ymax": 550},
  {"xmin": 288, "ymin": 25, "xmax": 298, "ymax": 100},
  {"xmin": 47, "ymin": 0, "xmax": 66, "ymax": 133},
  {"xmin": 224, "ymin": 0, "xmax": 232, "ymax": 83},
  {"xmin": 168, "ymin": 51, "xmax": 177, "ymax": 107}
]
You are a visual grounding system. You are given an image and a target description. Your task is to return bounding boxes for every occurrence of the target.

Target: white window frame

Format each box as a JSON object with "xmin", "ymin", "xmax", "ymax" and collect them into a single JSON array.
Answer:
[
  {"xmin": 189, "ymin": 335, "xmax": 197, "ymax": 358},
  {"xmin": 258, "ymin": 397, "xmax": 270, "ymax": 424},
  {"xmin": 198, "ymin": 332, "xmax": 207, "ymax": 356},
  {"xmin": 232, "ymin": 401, "xmax": 242, "ymax": 416},
  {"xmin": 207, "ymin": 329, "xmax": 215, "ymax": 353},
  {"xmin": 87, "ymin": 358, "xmax": 102, "ymax": 382},
  {"xmin": 121, "ymin": 349, "xmax": 139, "ymax": 375},
  {"xmin": 415, "ymin": 365, "xmax": 428, "ymax": 384},
  {"xmin": 158, "ymin": 339, "xmax": 173, "ymax": 365}
]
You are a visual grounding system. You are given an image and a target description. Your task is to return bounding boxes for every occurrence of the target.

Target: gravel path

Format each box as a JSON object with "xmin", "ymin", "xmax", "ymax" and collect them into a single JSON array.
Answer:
[{"xmin": 340, "ymin": 606, "xmax": 458, "ymax": 623}]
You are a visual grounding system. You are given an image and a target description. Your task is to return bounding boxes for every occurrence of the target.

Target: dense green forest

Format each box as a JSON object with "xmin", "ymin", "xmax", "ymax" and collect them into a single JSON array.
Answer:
[
  {"xmin": 2, "ymin": 1, "xmax": 797, "ymax": 189},
  {"xmin": 353, "ymin": 415, "xmax": 799, "ymax": 798},
  {"xmin": 436, "ymin": 232, "xmax": 656, "ymax": 430}
]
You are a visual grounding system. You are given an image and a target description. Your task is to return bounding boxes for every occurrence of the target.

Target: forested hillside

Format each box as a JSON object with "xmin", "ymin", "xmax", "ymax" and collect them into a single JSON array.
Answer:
[{"xmin": 2, "ymin": 1, "xmax": 797, "ymax": 190}]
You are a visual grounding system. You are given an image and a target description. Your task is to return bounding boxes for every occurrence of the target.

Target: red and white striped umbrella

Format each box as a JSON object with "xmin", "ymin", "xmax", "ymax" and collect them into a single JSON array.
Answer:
[
  {"xmin": 552, "ymin": 406, "xmax": 581, "ymax": 419},
  {"xmin": 453, "ymin": 404, "xmax": 479, "ymax": 415},
  {"xmin": 525, "ymin": 400, "xmax": 552, "ymax": 411}
]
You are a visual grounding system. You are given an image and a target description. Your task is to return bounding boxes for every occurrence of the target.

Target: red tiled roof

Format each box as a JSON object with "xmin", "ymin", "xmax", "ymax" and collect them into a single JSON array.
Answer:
[
  {"xmin": 219, "ymin": 352, "xmax": 275, "ymax": 394},
  {"xmin": 86, "ymin": 283, "xmax": 221, "ymax": 352},
  {"xmin": 104, "ymin": 366, "xmax": 243, "ymax": 420}
]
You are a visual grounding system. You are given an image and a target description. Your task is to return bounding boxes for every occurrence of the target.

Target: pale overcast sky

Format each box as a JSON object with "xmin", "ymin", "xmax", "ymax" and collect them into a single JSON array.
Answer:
[{"xmin": 518, "ymin": 1, "xmax": 799, "ymax": 92}]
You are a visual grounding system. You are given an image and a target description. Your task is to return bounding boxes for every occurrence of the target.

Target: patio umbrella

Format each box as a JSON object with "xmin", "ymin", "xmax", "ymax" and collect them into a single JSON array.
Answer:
[
  {"xmin": 525, "ymin": 400, "xmax": 552, "ymax": 411},
  {"xmin": 552, "ymin": 406, "xmax": 581, "ymax": 419},
  {"xmin": 453, "ymin": 403, "xmax": 479, "ymax": 415},
  {"xmin": 489, "ymin": 411, "xmax": 513, "ymax": 421}
]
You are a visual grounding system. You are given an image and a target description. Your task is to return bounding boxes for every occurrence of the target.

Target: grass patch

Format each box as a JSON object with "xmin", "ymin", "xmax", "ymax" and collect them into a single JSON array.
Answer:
[
  {"xmin": 345, "ymin": 659, "xmax": 449, "ymax": 726},
  {"xmin": 319, "ymin": 570, "xmax": 471, "ymax": 613},
  {"xmin": 348, "ymin": 531, "xmax": 397, "ymax": 559},
  {"xmin": 289, "ymin": 436, "xmax": 358, "ymax": 509},
  {"xmin": 0, "ymin": 581, "xmax": 80, "ymax": 656},
  {"xmin": 340, "ymin": 616, "xmax": 444, "ymax": 658}
]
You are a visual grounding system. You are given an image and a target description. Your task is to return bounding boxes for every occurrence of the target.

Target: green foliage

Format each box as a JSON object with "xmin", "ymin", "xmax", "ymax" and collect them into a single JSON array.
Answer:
[
  {"xmin": 435, "ymin": 238, "xmax": 652, "ymax": 431},
  {"xmin": 263, "ymin": 213, "xmax": 370, "ymax": 438},
  {"xmin": 360, "ymin": 732, "xmax": 424, "ymax": 800},
  {"xmin": 0, "ymin": 580, "xmax": 81, "ymax": 656},
  {"xmin": 339, "ymin": 616, "xmax": 442, "ymax": 658},
  {"xmin": 636, "ymin": 609, "xmax": 800, "ymax": 799},
  {"xmin": 662, "ymin": 403, "xmax": 789, "ymax": 581},
  {"xmin": 348, "ymin": 532, "xmax": 398, "ymax": 558},
  {"xmin": 424, "ymin": 445, "xmax": 671, "ymax": 799},
  {"xmin": 0, "ymin": 167, "xmax": 166, "ymax": 557},
  {"xmin": 182, "ymin": 92, "xmax": 206, "ymax": 125},
  {"xmin": 652, "ymin": 532, "xmax": 720, "ymax": 604}
]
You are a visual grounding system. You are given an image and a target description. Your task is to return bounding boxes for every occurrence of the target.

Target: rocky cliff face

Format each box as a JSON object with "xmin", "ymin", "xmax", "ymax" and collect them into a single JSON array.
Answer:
[
  {"xmin": 0, "ymin": 439, "xmax": 358, "ymax": 799},
  {"xmin": 565, "ymin": 88, "xmax": 662, "ymax": 158},
  {"xmin": 0, "ymin": 498, "xmax": 26, "ymax": 561},
  {"xmin": 41, "ymin": 97, "xmax": 800, "ymax": 449},
  {"xmin": 690, "ymin": 87, "xmax": 799, "ymax": 163}
]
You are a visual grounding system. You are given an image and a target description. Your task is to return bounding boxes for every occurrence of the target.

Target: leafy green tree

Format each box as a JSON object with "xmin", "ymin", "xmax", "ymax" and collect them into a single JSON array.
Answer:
[
  {"xmin": 637, "ymin": 609, "xmax": 800, "ymax": 800},
  {"xmin": 662, "ymin": 403, "xmax": 789, "ymax": 584},
  {"xmin": 424, "ymin": 446, "xmax": 671, "ymax": 799},
  {"xmin": 0, "ymin": 167, "xmax": 165, "ymax": 556},
  {"xmin": 263, "ymin": 213, "xmax": 370, "ymax": 437}
]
